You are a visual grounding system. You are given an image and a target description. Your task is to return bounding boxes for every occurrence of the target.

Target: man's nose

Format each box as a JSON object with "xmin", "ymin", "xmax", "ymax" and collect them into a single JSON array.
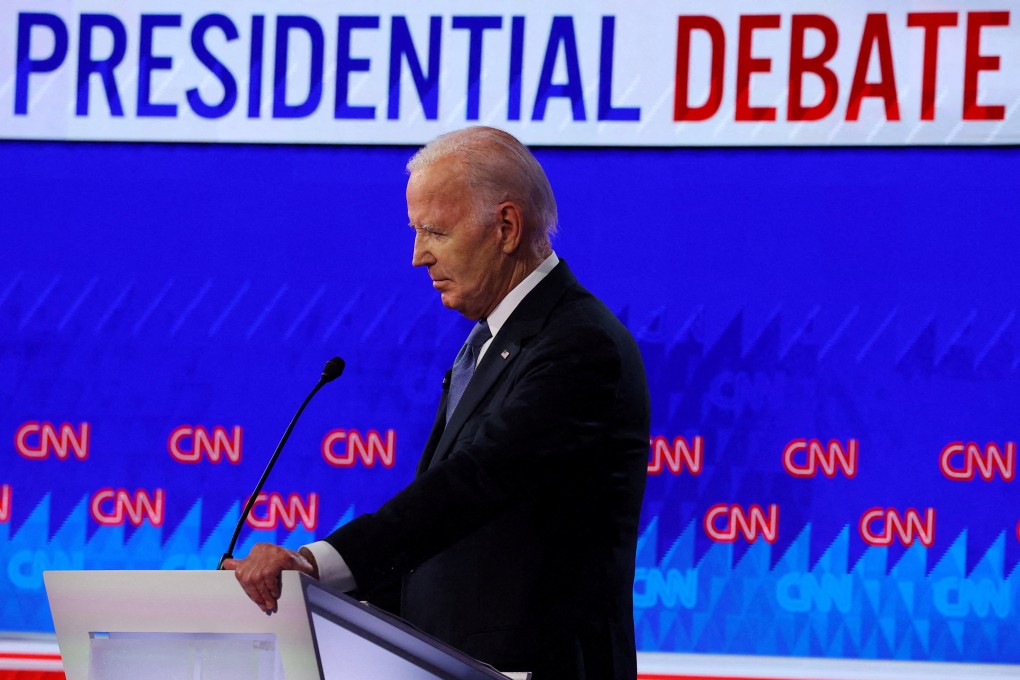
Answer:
[{"xmin": 411, "ymin": 233, "xmax": 433, "ymax": 267}]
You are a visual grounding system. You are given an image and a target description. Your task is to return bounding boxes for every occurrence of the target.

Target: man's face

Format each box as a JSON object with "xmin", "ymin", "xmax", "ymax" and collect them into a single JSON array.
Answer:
[{"xmin": 406, "ymin": 158, "xmax": 511, "ymax": 320}]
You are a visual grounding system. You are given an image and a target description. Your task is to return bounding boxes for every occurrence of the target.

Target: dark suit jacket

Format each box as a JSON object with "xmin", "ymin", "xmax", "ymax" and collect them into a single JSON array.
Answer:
[{"xmin": 326, "ymin": 261, "xmax": 650, "ymax": 679}]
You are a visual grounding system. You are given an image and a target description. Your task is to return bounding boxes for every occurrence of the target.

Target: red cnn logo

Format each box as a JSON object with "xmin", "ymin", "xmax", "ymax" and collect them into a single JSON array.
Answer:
[
  {"xmin": 15, "ymin": 422, "xmax": 90, "ymax": 460},
  {"xmin": 90, "ymin": 488, "xmax": 165, "ymax": 527},
  {"xmin": 648, "ymin": 436, "xmax": 703, "ymax": 475},
  {"xmin": 859, "ymin": 507, "xmax": 935, "ymax": 547},
  {"xmin": 0, "ymin": 485, "xmax": 10, "ymax": 523},
  {"xmin": 783, "ymin": 438, "xmax": 858, "ymax": 478},
  {"xmin": 168, "ymin": 425, "xmax": 243, "ymax": 464},
  {"xmin": 247, "ymin": 492, "xmax": 318, "ymax": 531},
  {"xmin": 940, "ymin": 442, "xmax": 1015, "ymax": 481},
  {"xmin": 322, "ymin": 429, "xmax": 395, "ymax": 468},
  {"xmin": 704, "ymin": 503, "xmax": 779, "ymax": 544}
]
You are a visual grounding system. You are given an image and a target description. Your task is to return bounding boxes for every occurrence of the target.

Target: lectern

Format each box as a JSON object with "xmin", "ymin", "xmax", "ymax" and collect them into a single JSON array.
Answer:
[{"xmin": 44, "ymin": 570, "xmax": 519, "ymax": 680}]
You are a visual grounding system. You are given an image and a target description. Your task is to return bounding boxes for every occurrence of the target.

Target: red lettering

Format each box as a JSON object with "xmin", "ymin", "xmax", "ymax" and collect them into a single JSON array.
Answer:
[
  {"xmin": 90, "ymin": 488, "xmax": 165, "ymax": 527},
  {"xmin": 859, "ymin": 507, "xmax": 935, "ymax": 547},
  {"xmin": 963, "ymin": 11, "xmax": 1009, "ymax": 121},
  {"xmin": 648, "ymin": 435, "xmax": 703, "ymax": 475},
  {"xmin": 0, "ymin": 485, "xmax": 10, "ymax": 523},
  {"xmin": 674, "ymin": 16, "xmax": 726, "ymax": 122},
  {"xmin": 940, "ymin": 441, "xmax": 1015, "ymax": 481},
  {"xmin": 906, "ymin": 12, "xmax": 959, "ymax": 121},
  {"xmin": 168, "ymin": 425, "xmax": 242, "ymax": 464},
  {"xmin": 15, "ymin": 422, "xmax": 90, "ymax": 460},
  {"xmin": 736, "ymin": 15, "xmax": 781, "ymax": 121},
  {"xmin": 322, "ymin": 429, "xmax": 396, "ymax": 468},
  {"xmin": 247, "ymin": 492, "xmax": 318, "ymax": 531},
  {"xmin": 248, "ymin": 494, "xmax": 273, "ymax": 529},
  {"xmin": 846, "ymin": 14, "xmax": 900, "ymax": 121},
  {"xmin": 788, "ymin": 14, "xmax": 839, "ymax": 121},
  {"xmin": 783, "ymin": 438, "xmax": 858, "ymax": 478},
  {"xmin": 704, "ymin": 503, "xmax": 779, "ymax": 543}
]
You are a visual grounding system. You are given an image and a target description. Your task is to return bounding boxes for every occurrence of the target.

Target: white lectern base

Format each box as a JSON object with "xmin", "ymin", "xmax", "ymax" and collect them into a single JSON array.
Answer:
[{"xmin": 45, "ymin": 570, "xmax": 516, "ymax": 680}]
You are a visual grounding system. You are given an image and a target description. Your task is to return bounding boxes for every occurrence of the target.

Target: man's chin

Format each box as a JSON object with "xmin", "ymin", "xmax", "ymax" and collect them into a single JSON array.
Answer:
[
  {"xmin": 439, "ymin": 293, "xmax": 460, "ymax": 312},
  {"xmin": 439, "ymin": 294, "xmax": 479, "ymax": 320}
]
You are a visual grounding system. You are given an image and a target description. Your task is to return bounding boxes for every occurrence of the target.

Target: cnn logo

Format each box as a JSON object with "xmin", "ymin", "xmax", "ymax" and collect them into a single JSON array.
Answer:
[
  {"xmin": 168, "ymin": 425, "xmax": 242, "ymax": 464},
  {"xmin": 940, "ymin": 442, "xmax": 1014, "ymax": 481},
  {"xmin": 704, "ymin": 503, "xmax": 779, "ymax": 544},
  {"xmin": 322, "ymin": 429, "xmax": 396, "ymax": 468},
  {"xmin": 247, "ymin": 492, "xmax": 318, "ymax": 531},
  {"xmin": 783, "ymin": 438, "xmax": 857, "ymax": 478},
  {"xmin": 859, "ymin": 507, "xmax": 935, "ymax": 547},
  {"xmin": 91, "ymin": 488, "xmax": 164, "ymax": 527},
  {"xmin": 15, "ymin": 422, "xmax": 89, "ymax": 460},
  {"xmin": 648, "ymin": 435, "xmax": 703, "ymax": 475}
]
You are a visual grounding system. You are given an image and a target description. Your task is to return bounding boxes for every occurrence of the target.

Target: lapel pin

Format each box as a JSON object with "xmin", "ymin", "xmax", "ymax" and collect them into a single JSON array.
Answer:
[{"xmin": 501, "ymin": 350, "xmax": 510, "ymax": 359}]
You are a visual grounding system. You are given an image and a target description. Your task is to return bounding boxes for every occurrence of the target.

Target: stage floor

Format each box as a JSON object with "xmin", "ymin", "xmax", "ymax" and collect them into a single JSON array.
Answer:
[{"xmin": 2, "ymin": 637, "xmax": 1018, "ymax": 680}]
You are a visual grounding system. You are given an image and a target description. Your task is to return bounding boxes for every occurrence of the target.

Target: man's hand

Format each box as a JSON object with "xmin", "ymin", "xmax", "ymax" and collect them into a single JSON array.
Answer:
[{"xmin": 221, "ymin": 543, "xmax": 319, "ymax": 613}]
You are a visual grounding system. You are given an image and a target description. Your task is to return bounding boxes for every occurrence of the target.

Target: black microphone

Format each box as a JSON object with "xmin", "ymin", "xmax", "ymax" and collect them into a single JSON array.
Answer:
[{"xmin": 217, "ymin": 357, "xmax": 345, "ymax": 569}]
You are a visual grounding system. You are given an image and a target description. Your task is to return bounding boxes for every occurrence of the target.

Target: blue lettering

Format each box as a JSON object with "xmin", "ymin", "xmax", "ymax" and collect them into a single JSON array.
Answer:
[
  {"xmin": 705, "ymin": 371, "xmax": 783, "ymax": 418},
  {"xmin": 9, "ymin": 549, "xmax": 84, "ymax": 590},
  {"xmin": 76, "ymin": 14, "xmax": 127, "ymax": 116},
  {"xmin": 247, "ymin": 15, "xmax": 265, "ymax": 118},
  {"xmin": 507, "ymin": 16, "xmax": 525, "ymax": 121},
  {"xmin": 776, "ymin": 573, "xmax": 852, "ymax": 614},
  {"xmin": 633, "ymin": 568, "xmax": 698, "ymax": 609},
  {"xmin": 187, "ymin": 14, "xmax": 238, "ymax": 119},
  {"xmin": 532, "ymin": 16, "xmax": 585, "ymax": 121},
  {"xmin": 137, "ymin": 14, "xmax": 181, "ymax": 117},
  {"xmin": 15, "ymin": 13, "xmax": 68, "ymax": 115},
  {"xmin": 452, "ymin": 16, "xmax": 501, "ymax": 121},
  {"xmin": 934, "ymin": 578, "xmax": 1011, "ymax": 618},
  {"xmin": 273, "ymin": 15, "xmax": 324, "ymax": 119},
  {"xmin": 388, "ymin": 16, "xmax": 442, "ymax": 121},
  {"xmin": 597, "ymin": 16, "xmax": 639, "ymax": 122},
  {"xmin": 335, "ymin": 16, "xmax": 380, "ymax": 120}
]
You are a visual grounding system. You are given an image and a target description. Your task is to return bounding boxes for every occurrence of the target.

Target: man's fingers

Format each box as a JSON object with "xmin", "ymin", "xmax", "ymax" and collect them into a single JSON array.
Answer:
[
  {"xmin": 240, "ymin": 572, "xmax": 275, "ymax": 611},
  {"xmin": 253, "ymin": 581, "xmax": 277, "ymax": 612},
  {"xmin": 228, "ymin": 543, "xmax": 293, "ymax": 613},
  {"xmin": 240, "ymin": 574, "xmax": 274, "ymax": 612}
]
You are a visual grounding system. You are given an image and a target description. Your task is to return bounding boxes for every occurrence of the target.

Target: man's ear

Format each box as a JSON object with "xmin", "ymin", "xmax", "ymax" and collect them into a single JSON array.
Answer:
[{"xmin": 498, "ymin": 201, "xmax": 524, "ymax": 254}]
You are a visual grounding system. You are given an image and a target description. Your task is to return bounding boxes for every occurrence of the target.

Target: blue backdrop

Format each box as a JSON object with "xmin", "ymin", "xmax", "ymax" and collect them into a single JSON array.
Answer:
[{"xmin": 1, "ymin": 141, "xmax": 1018, "ymax": 663}]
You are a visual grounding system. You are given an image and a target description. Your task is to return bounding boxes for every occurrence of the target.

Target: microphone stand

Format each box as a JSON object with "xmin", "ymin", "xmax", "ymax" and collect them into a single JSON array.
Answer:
[{"xmin": 217, "ymin": 357, "xmax": 344, "ymax": 569}]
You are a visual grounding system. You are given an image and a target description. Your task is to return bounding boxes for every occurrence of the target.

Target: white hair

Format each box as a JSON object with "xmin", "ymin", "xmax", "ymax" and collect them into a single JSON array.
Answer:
[{"xmin": 407, "ymin": 127, "xmax": 558, "ymax": 253}]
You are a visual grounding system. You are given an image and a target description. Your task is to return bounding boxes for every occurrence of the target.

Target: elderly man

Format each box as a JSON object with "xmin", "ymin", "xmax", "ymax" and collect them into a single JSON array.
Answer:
[{"xmin": 225, "ymin": 126, "xmax": 650, "ymax": 679}]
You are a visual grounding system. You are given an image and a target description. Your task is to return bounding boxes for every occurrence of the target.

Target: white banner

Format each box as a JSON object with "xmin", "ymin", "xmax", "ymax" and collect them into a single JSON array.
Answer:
[{"xmin": 1, "ymin": 0, "xmax": 1018, "ymax": 146}]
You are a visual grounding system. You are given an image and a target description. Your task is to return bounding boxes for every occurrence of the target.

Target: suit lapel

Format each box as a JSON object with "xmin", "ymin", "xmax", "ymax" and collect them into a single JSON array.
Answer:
[
  {"xmin": 424, "ymin": 261, "xmax": 577, "ymax": 470},
  {"xmin": 416, "ymin": 369, "xmax": 452, "ymax": 475}
]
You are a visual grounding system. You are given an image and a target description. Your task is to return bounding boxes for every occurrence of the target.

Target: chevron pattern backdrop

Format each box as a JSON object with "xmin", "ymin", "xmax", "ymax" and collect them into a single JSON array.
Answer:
[{"xmin": 1, "ymin": 142, "xmax": 1018, "ymax": 664}]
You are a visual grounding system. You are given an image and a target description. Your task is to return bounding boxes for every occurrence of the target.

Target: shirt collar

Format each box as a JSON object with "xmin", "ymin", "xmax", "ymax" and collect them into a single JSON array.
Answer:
[{"xmin": 484, "ymin": 252, "xmax": 559, "ymax": 342}]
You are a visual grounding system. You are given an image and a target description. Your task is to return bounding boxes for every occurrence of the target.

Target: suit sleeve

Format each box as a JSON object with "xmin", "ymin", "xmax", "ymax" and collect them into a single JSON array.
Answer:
[{"xmin": 324, "ymin": 305, "xmax": 636, "ymax": 592}]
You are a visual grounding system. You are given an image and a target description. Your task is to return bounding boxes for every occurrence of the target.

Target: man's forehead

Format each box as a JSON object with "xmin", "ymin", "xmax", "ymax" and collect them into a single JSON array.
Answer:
[
  {"xmin": 408, "ymin": 158, "xmax": 471, "ymax": 199},
  {"xmin": 412, "ymin": 155, "xmax": 463, "ymax": 180}
]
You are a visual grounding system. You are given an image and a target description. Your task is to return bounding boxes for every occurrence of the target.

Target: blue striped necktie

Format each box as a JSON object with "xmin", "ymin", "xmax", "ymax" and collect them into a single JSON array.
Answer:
[{"xmin": 446, "ymin": 320, "xmax": 491, "ymax": 422}]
